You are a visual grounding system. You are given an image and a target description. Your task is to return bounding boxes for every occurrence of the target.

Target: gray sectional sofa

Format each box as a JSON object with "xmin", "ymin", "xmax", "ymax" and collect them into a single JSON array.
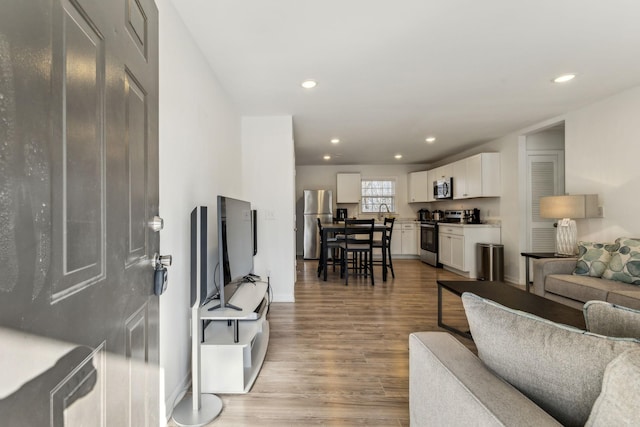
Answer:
[
  {"xmin": 409, "ymin": 296, "xmax": 640, "ymax": 426},
  {"xmin": 532, "ymin": 258, "xmax": 640, "ymax": 310}
]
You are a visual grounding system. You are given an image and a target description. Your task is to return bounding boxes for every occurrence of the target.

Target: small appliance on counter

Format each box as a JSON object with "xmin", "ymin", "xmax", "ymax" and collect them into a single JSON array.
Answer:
[
  {"xmin": 336, "ymin": 208, "xmax": 348, "ymax": 221},
  {"xmin": 418, "ymin": 209, "xmax": 430, "ymax": 222},
  {"xmin": 432, "ymin": 210, "xmax": 444, "ymax": 221},
  {"xmin": 443, "ymin": 209, "xmax": 482, "ymax": 224},
  {"xmin": 467, "ymin": 208, "xmax": 481, "ymax": 224}
]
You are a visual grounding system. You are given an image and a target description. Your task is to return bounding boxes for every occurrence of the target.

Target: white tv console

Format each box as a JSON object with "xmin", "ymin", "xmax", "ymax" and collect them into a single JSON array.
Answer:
[{"xmin": 199, "ymin": 280, "xmax": 270, "ymax": 393}]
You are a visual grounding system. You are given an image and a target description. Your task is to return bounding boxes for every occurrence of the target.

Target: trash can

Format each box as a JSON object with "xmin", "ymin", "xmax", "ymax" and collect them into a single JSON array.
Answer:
[{"xmin": 477, "ymin": 243, "xmax": 504, "ymax": 281}]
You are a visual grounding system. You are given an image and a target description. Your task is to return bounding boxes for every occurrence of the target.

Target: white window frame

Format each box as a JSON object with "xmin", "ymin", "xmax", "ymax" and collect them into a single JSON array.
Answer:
[{"xmin": 360, "ymin": 177, "xmax": 397, "ymax": 214}]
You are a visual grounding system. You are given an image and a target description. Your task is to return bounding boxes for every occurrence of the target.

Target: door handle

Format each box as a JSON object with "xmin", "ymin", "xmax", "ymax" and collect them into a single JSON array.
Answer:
[
  {"xmin": 154, "ymin": 253, "xmax": 172, "ymax": 269},
  {"xmin": 153, "ymin": 253, "xmax": 172, "ymax": 296}
]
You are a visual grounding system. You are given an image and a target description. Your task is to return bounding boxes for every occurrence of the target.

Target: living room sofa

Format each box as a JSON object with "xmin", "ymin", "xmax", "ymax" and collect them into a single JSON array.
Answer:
[
  {"xmin": 409, "ymin": 295, "xmax": 640, "ymax": 426},
  {"xmin": 532, "ymin": 239, "xmax": 640, "ymax": 310}
]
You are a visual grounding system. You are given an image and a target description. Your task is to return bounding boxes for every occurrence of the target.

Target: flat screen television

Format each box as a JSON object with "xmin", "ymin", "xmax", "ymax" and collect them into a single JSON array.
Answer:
[{"xmin": 209, "ymin": 195, "xmax": 255, "ymax": 311}]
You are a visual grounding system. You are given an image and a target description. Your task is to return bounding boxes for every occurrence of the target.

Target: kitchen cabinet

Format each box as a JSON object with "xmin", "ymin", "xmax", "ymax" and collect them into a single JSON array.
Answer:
[
  {"xmin": 408, "ymin": 171, "xmax": 429, "ymax": 203},
  {"xmin": 390, "ymin": 221, "xmax": 418, "ymax": 257},
  {"xmin": 390, "ymin": 223, "xmax": 402, "ymax": 255},
  {"xmin": 427, "ymin": 169, "xmax": 436, "ymax": 202},
  {"xmin": 401, "ymin": 222, "xmax": 418, "ymax": 255},
  {"xmin": 452, "ymin": 153, "xmax": 500, "ymax": 199},
  {"xmin": 430, "ymin": 164, "xmax": 453, "ymax": 182},
  {"xmin": 336, "ymin": 173, "xmax": 361, "ymax": 203},
  {"xmin": 439, "ymin": 224, "xmax": 501, "ymax": 278},
  {"xmin": 439, "ymin": 227, "xmax": 464, "ymax": 271}
]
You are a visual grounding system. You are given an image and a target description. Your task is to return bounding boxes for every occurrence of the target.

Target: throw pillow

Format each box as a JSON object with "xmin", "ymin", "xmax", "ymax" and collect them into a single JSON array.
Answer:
[
  {"xmin": 461, "ymin": 292, "xmax": 640, "ymax": 427},
  {"xmin": 602, "ymin": 237, "xmax": 640, "ymax": 284},
  {"xmin": 584, "ymin": 300, "xmax": 640, "ymax": 339},
  {"xmin": 586, "ymin": 349, "xmax": 640, "ymax": 426},
  {"xmin": 573, "ymin": 241, "xmax": 613, "ymax": 277}
]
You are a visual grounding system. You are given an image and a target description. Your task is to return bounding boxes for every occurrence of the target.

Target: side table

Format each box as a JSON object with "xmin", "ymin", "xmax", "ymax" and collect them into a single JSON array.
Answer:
[{"xmin": 520, "ymin": 252, "xmax": 574, "ymax": 292}]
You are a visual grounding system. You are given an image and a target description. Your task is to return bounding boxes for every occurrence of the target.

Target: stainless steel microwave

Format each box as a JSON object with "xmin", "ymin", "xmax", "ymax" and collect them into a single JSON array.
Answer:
[{"xmin": 433, "ymin": 177, "xmax": 453, "ymax": 199}]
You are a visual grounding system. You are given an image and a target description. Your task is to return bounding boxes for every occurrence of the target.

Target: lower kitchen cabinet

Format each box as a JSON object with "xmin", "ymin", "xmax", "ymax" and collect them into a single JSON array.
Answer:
[
  {"xmin": 439, "ymin": 231, "xmax": 464, "ymax": 271},
  {"xmin": 390, "ymin": 222, "xmax": 419, "ymax": 257},
  {"xmin": 439, "ymin": 224, "xmax": 500, "ymax": 278}
]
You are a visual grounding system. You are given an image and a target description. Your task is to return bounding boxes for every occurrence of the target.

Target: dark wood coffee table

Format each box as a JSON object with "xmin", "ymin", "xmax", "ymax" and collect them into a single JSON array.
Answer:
[{"xmin": 437, "ymin": 280, "xmax": 586, "ymax": 339}]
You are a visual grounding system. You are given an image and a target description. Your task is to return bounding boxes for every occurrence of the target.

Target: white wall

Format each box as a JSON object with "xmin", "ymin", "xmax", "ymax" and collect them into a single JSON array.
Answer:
[
  {"xmin": 157, "ymin": 0, "xmax": 241, "ymax": 418},
  {"xmin": 242, "ymin": 117, "xmax": 296, "ymax": 302},
  {"xmin": 564, "ymin": 85, "xmax": 640, "ymax": 241}
]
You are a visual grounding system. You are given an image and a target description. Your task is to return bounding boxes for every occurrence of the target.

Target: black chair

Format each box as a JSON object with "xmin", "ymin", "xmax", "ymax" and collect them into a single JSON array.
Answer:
[
  {"xmin": 373, "ymin": 217, "xmax": 395, "ymax": 279},
  {"xmin": 339, "ymin": 219, "xmax": 375, "ymax": 286},
  {"xmin": 316, "ymin": 218, "xmax": 341, "ymax": 277}
]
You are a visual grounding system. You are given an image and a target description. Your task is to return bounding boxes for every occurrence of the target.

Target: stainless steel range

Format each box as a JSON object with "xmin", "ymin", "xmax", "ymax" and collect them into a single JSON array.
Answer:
[
  {"xmin": 419, "ymin": 221, "xmax": 440, "ymax": 267},
  {"xmin": 419, "ymin": 209, "xmax": 482, "ymax": 267}
]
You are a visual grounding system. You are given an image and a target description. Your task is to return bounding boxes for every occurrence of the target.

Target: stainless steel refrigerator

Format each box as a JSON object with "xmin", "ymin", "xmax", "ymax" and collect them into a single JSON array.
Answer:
[{"xmin": 303, "ymin": 190, "xmax": 333, "ymax": 259}]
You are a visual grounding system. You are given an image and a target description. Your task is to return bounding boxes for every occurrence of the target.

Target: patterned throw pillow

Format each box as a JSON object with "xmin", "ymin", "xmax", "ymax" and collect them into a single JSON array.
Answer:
[
  {"xmin": 573, "ymin": 241, "xmax": 614, "ymax": 277},
  {"xmin": 602, "ymin": 238, "xmax": 640, "ymax": 285}
]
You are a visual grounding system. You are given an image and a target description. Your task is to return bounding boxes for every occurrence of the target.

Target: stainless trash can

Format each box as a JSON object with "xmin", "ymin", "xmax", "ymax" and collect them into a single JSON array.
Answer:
[{"xmin": 477, "ymin": 243, "xmax": 504, "ymax": 281}]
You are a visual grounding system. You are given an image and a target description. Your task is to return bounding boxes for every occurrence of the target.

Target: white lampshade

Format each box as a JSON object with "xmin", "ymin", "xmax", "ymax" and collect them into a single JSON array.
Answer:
[
  {"xmin": 539, "ymin": 194, "xmax": 599, "ymax": 256},
  {"xmin": 539, "ymin": 194, "xmax": 599, "ymax": 219}
]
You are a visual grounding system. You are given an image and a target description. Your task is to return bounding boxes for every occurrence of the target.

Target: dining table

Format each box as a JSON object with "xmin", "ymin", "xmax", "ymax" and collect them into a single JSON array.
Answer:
[{"xmin": 320, "ymin": 221, "xmax": 391, "ymax": 282}]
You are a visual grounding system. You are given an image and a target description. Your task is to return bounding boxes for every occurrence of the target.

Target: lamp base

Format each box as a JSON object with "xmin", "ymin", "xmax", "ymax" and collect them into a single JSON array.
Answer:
[{"xmin": 555, "ymin": 218, "xmax": 577, "ymax": 256}]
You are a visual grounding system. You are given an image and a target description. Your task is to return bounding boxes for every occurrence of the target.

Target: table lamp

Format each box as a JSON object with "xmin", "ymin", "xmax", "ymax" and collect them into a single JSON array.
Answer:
[{"xmin": 539, "ymin": 194, "xmax": 599, "ymax": 256}]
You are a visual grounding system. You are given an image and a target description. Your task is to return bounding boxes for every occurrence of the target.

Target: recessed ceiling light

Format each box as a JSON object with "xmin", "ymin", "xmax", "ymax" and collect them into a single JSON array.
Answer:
[
  {"xmin": 553, "ymin": 74, "xmax": 576, "ymax": 83},
  {"xmin": 301, "ymin": 80, "xmax": 317, "ymax": 89},
  {"xmin": 394, "ymin": 154, "xmax": 403, "ymax": 159},
  {"xmin": 323, "ymin": 155, "xmax": 331, "ymax": 160},
  {"xmin": 330, "ymin": 138, "xmax": 340, "ymax": 144},
  {"xmin": 425, "ymin": 136, "xmax": 436, "ymax": 143}
]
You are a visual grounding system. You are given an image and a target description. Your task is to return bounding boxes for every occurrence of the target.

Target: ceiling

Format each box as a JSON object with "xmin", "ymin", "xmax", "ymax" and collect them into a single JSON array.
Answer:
[{"xmin": 171, "ymin": 0, "xmax": 640, "ymax": 166}]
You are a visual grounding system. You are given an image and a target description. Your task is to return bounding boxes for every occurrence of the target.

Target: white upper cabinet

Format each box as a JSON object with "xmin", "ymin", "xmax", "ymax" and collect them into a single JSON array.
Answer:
[
  {"xmin": 452, "ymin": 159, "xmax": 468, "ymax": 199},
  {"xmin": 452, "ymin": 153, "xmax": 500, "ymax": 199},
  {"xmin": 426, "ymin": 169, "xmax": 436, "ymax": 202},
  {"xmin": 408, "ymin": 170, "xmax": 429, "ymax": 203},
  {"xmin": 336, "ymin": 173, "xmax": 361, "ymax": 203},
  {"xmin": 431, "ymin": 163, "xmax": 453, "ymax": 181}
]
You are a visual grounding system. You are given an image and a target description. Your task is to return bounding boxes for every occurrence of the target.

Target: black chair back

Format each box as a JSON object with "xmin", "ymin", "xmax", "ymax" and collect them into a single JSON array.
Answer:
[{"xmin": 343, "ymin": 218, "xmax": 375, "ymax": 249}]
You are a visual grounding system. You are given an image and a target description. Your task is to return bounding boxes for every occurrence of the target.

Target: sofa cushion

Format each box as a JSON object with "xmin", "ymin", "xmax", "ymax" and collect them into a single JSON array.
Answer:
[
  {"xmin": 545, "ymin": 274, "xmax": 614, "ymax": 302},
  {"xmin": 586, "ymin": 349, "xmax": 640, "ymax": 426},
  {"xmin": 606, "ymin": 290, "xmax": 640, "ymax": 311},
  {"xmin": 573, "ymin": 241, "xmax": 613, "ymax": 277},
  {"xmin": 602, "ymin": 237, "xmax": 640, "ymax": 284},
  {"xmin": 409, "ymin": 332, "xmax": 561, "ymax": 426},
  {"xmin": 461, "ymin": 292, "xmax": 640, "ymax": 427},
  {"xmin": 584, "ymin": 300, "xmax": 640, "ymax": 338}
]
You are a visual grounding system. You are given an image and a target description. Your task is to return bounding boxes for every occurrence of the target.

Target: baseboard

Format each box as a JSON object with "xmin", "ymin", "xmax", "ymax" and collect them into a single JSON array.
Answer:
[
  {"xmin": 165, "ymin": 371, "xmax": 191, "ymax": 422},
  {"xmin": 503, "ymin": 274, "xmax": 519, "ymax": 286}
]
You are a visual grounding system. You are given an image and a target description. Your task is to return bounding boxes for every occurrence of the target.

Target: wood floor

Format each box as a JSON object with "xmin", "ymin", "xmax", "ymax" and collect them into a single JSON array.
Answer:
[{"xmin": 170, "ymin": 259, "xmax": 477, "ymax": 426}]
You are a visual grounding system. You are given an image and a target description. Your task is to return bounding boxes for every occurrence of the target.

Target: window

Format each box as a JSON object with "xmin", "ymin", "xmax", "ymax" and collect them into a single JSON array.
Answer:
[{"xmin": 361, "ymin": 178, "xmax": 396, "ymax": 214}]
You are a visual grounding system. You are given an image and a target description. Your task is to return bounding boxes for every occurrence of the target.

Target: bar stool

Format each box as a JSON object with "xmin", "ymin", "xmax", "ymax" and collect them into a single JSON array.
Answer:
[
  {"xmin": 373, "ymin": 217, "xmax": 395, "ymax": 279},
  {"xmin": 339, "ymin": 218, "xmax": 375, "ymax": 286}
]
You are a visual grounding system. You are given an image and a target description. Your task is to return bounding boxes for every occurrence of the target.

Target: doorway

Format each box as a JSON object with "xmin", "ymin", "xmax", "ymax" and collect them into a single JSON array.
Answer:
[{"xmin": 524, "ymin": 123, "xmax": 566, "ymax": 253}]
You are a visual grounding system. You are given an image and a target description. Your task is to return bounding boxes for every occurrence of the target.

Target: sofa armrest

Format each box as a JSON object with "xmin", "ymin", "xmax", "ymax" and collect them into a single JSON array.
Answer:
[
  {"xmin": 409, "ymin": 332, "xmax": 561, "ymax": 426},
  {"xmin": 531, "ymin": 257, "xmax": 577, "ymax": 297}
]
